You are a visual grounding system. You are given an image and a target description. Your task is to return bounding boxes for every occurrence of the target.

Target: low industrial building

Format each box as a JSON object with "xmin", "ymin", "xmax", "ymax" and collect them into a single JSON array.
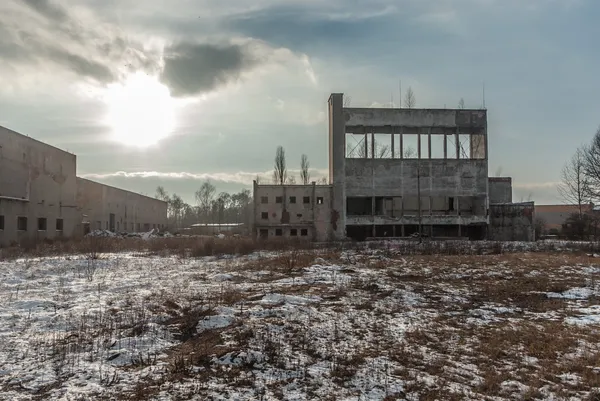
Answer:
[
  {"xmin": 77, "ymin": 178, "xmax": 167, "ymax": 234},
  {"xmin": 253, "ymin": 93, "xmax": 535, "ymax": 241},
  {"xmin": 0, "ymin": 125, "xmax": 167, "ymax": 247}
]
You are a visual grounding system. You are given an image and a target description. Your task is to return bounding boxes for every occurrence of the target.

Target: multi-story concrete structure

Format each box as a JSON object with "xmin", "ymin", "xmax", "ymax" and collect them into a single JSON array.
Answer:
[
  {"xmin": 253, "ymin": 182, "xmax": 335, "ymax": 241},
  {"xmin": 0, "ymin": 126, "xmax": 81, "ymax": 246},
  {"xmin": 0, "ymin": 125, "xmax": 167, "ymax": 247},
  {"xmin": 77, "ymin": 178, "xmax": 167, "ymax": 233},
  {"xmin": 253, "ymin": 93, "xmax": 534, "ymax": 241}
]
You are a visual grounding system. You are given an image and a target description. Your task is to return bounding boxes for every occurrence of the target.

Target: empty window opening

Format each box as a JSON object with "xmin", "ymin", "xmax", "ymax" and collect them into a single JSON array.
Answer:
[
  {"xmin": 289, "ymin": 196, "xmax": 296, "ymax": 204},
  {"xmin": 402, "ymin": 134, "xmax": 418, "ymax": 158},
  {"xmin": 297, "ymin": 213, "xmax": 303, "ymax": 218},
  {"xmin": 301, "ymin": 229, "xmax": 308, "ymax": 236},
  {"xmin": 471, "ymin": 133, "xmax": 486, "ymax": 159},
  {"xmin": 275, "ymin": 196, "xmax": 283, "ymax": 204},
  {"xmin": 458, "ymin": 134, "xmax": 471, "ymax": 159},
  {"xmin": 275, "ymin": 228, "xmax": 283, "ymax": 236},
  {"xmin": 420, "ymin": 134, "xmax": 430, "ymax": 158},
  {"xmin": 38, "ymin": 218, "xmax": 47, "ymax": 231},
  {"xmin": 446, "ymin": 135, "xmax": 458, "ymax": 159},
  {"xmin": 449, "ymin": 197, "xmax": 455, "ymax": 211},
  {"xmin": 261, "ymin": 196, "xmax": 268, "ymax": 204},
  {"xmin": 56, "ymin": 219, "xmax": 64, "ymax": 231},
  {"xmin": 346, "ymin": 133, "xmax": 368, "ymax": 158},
  {"xmin": 375, "ymin": 197, "xmax": 394, "ymax": 217},
  {"xmin": 430, "ymin": 135, "xmax": 445, "ymax": 158},
  {"xmin": 374, "ymin": 133, "xmax": 392, "ymax": 158},
  {"xmin": 17, "ymin": 216, "xmax": 28, "ymax": 231},
  {"xmin": 303, "ymin": 196, "xmax": 310, "ymax": 204},
  {"xmin": 290, "ymin": 229, "xmax": 298, "ymax": 236},
  {"xmin": 0, "ymin": 215, "xmax": 4, "ymax": 230},
  {"xmin": 259, "ymin": 229, "xmax": 268, "ymax": 239},
  {"xmin": 317, "ymin": 197, "xmax": 324, "ymax": 204},
  {"xmin": 261, "ymin": 212, "xmax": 268, "ymax": 220},
  {"xmin": 347, "ymin": 197, "xmax": 372, "ymax": 216}
]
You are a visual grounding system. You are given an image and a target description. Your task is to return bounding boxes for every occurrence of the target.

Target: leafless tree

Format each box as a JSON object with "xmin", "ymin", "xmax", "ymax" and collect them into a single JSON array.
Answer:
[
  {"xmin": 255, "ymin": 174, "xmax": 261, "ymax": 185},
  {"xmin": 288, "ymin": 176, "xmax": 297, "ymax": 184},
  {"xmin": 404, "ymin": 87, "xmax": 416, "ymax": 109},
  {"xmin": 273, "ymin": 145, "xmax": 287, "ymax": 185},
  {"xmin": 155, "ymin": 186, "xmax": 169, "ymax": 201},
  {"xmin": 404, "ymin": 146, "xmax": 417, "ymax": 158},
  {"xmin": 318, "ymin": 177, "xmax": 328, "ymax": 185},
  {"xmin": 458, "ymin": 98, "xmax": 465, "ymax": 109},
  {"xmin": 300, "ymin": 154, "xmax": 310, "ymax": 184},
  {"xmin": 343, "ymin": 95, "xmax": 352, "ymax": 107},
  {"xmin": 195, "ymin": 180, "xmax": 216, "ymax": 221},
  {"xmin": 584, "ymin": 127, "xmax": 600, "ymax": 203},
  {"xmin": 560, "ymin": 147, "xmax": 590, "ymax": 216},
  {"xmin": 375, "ymin": 141, "xmax": 390, "ymax": 158}
]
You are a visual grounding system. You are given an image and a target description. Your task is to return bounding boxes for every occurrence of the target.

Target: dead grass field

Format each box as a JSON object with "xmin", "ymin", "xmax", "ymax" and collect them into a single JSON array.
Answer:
[{"xmin": 0, "ymin": 240, "xmax": 599, "ymax": 400}]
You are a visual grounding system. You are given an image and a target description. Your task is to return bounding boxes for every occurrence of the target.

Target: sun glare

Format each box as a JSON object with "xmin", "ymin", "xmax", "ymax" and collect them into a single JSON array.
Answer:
[{"xmin": 104, "ymin": 72, "xmax": 175, "ymax": 148}]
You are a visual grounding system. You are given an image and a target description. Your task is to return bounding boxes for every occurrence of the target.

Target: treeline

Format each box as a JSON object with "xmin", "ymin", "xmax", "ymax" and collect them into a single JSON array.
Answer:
[
  {"xmin": 155, "ymin": 182, "xmax": 252, "ymax": 229},
  {"xmin": 555, "ymin": 126, "xmax": 600, "ymax": 239}
]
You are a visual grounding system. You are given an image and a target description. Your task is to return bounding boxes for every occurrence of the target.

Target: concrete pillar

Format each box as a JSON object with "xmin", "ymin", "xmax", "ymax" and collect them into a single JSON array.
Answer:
[{"xmin": 328, "ymin": 94, "xmax": 346, "ymax": 240}]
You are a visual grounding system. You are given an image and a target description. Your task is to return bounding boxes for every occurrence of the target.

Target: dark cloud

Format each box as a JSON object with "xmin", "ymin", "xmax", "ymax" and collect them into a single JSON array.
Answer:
[
  {"xmin": 0, "ymin": 0, "xmax": 156, "ymax": 84},
  {"xmin": 160, "ymin": 42, "xmax": 258, "ymax": 97},
  {"xmin": 22, "ymin": 0, "xmax": 68, "ymax": 22}
]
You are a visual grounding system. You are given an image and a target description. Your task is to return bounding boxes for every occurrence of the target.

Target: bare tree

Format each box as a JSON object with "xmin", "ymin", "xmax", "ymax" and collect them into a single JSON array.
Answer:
[
  {"xmin": 288, "ymin": 176, "xmax": 297, "ymax": 184},
  {"xmin": 404, "ymin": 146, "xmax": 416, "ymax": 158},
  {"xmin": 343, "ymin": 95, "xmax": 352, "ymax": 107},
  {"xmin": 155, "ymin": 186, "xmax": 169, "ymax": 201},
  {"xmin": 300, "ymin": 154, "xmax": 310, "ymax": 184},
  {"xmin": 375, "ymin": 141, "xmax": 390, "ymax": 158},
  {"xmin": 255, "ymin": 174, "xmax": 261, "ymax": 185},
  {"xmin": 560, "ymin": 147, "xmax": 590, "ymax": 216},
  {"xmin": 273, "ymin": 146, "xmax": 287, "ymax": 185},
  {"xmin": 404, "ymin": 87, "xmax": 416, "ymax": 109},
  {"xmin": 318, "ymin": 177, "xmax": 328, "ymax": 185},
  {"xmin": 458, "ymin": 98, "xmax": 465, "ymax": 109},
  {"xmin": 195, "ymin": 180, "xmax": 216, "ymax": 221},
  {"xmin": 584, "ymin": 127, "xmax": 600, "ymax": 203}
]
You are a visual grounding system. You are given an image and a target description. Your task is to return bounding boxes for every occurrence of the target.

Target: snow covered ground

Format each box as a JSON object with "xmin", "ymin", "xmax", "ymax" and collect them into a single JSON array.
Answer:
[{"xmin": 0, "ymin": 243, "xmax": 599, "ymax": 400}]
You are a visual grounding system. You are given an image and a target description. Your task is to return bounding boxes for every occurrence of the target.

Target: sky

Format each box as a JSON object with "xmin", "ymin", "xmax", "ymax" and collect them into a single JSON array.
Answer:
[{"xmin": 1, "ymin": 0, "xmax": 599, "ymax": 204}]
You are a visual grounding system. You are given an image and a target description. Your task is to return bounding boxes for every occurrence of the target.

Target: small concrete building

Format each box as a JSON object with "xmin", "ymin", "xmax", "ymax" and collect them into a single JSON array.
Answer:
[
  {"xmin": 253, "ymin": 182, "xmax": 335, "ymax": 241},
  {"xmin": 0, "ymin": 125, "xmax": 167, "ymax": 247},
  {"xmin": 0, "ymin": 126, "xmax": 81, "ymax": 246},
  {"xmin": 252, "ymin": 93, "xmax": 535, "ymax": 241},
  {"xmin": 76, "ymin": 178, "xmax": 167, "ymax": 233}
]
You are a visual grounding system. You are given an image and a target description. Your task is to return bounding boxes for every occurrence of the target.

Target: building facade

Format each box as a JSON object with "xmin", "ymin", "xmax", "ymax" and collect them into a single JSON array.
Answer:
[
  {"xmin": 253, "ymin": 182, "xmax": 335, "ymax": 241},
  {"xmin": 253, "ymin": 93, "xmax": 534, "ymax": 241},
  {"xmin": 76, "ymin": 178, "xmax": 167, "ymax": 233},
  {"xmin": 0, "ymin": 126, "xmax": 81, "ymax": 247},
  {"xmin": 0, "ymin": 125, "xmax": 167, "ymax": 247}
]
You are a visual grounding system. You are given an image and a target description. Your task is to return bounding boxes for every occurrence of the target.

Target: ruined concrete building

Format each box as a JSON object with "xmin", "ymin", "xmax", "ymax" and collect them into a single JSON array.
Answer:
[
  {"xmin": 0, "ymin": 125, "xmax": 167, "ymax": 247},
  {"xmin": 253, "ymin": 93, "xmax": 535, "ymax": 241}
]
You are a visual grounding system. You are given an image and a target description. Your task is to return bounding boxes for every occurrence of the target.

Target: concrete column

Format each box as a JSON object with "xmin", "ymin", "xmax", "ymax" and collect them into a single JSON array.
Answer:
[
  {"xmin": 391, "ymin": 132, "xmax": 395, "ymax": 158},
  {"xmin": 328, "ymin": 94, "xmax": 346, "ymax": 240}
]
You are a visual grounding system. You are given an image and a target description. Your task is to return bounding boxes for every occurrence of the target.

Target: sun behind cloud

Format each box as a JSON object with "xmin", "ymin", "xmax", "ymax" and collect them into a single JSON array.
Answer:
[{"xmin": 104, "ymin": 72, "xmax": 175, "ymax": 148}]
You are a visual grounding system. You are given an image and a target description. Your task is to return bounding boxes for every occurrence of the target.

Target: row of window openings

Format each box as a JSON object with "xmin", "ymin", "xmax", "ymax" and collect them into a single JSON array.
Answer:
[
  {"xmin": 0, "ymin": 216, "xmax": 63, "ymax": 232},
  {"xmin": 260, "ymin": 196, "xmax": 324, "ymax": 205},
  {"xmin": 96, "ymin": 221, "xmax": 163, "ymax": 231},
  {"xmin": 346, "ymin": 133, "xmax": 486, "ymax": 160},
  {"xmin": 260, "ymin": 228, "xmax": 309, "ymax": 237}
]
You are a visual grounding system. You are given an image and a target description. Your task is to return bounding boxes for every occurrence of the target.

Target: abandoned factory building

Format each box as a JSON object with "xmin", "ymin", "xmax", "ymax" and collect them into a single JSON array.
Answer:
[
  {"xmin": 0, "ymin": 125, "xmax": 167, "ymax": 247},
  {"xmin": 253, "ymin": 93, "xmax": 535, "ymax": 241}
]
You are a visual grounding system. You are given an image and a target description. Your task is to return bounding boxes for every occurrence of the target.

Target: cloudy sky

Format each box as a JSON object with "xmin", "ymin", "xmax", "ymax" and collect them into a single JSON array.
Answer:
[{"xmin": 1, "ymin": 0, "xmax": 598, "ymax": 204}]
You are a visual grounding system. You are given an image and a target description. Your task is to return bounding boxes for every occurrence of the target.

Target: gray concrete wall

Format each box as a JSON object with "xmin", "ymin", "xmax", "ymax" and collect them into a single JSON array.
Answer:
[
  {"xmin": 489, "ymin": 177, "xmax": 512, "ymax": 203},
  {"xmin": 0, "ymin": 126, "xmax": 81, "ymax": 246},
  {"xmin": 489, "ymin": 202, "xmax": 535, "ymax": 241},
  {"xmin": 253, "ymin": 183, "xmax": 334, "ymax": 241},
  {"xmin": 328, "ymin": 93, "xmax": 346, "ymax": 239},
  {"xmin": 76, "ymin": 178, "xmax": 167, "ymax": 232}
]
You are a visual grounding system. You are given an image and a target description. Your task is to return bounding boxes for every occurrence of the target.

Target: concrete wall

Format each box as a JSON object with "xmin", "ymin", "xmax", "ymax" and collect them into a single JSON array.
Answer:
[
  {"xmin": 76, "ymin": 178, "xmax": 167, "ymax": 233},
  {"xmin": 328, "ymin": 94, "xmax": 489, "ymax": 238},
  {"xmin": 0, "ymin": 126, "xmax": 81, "ymax": 246},
  {"xmin": 489, "ymin": 177, "xmax": 512, "ymax": 203},
  {"xmin": 253, "ymin": 183, "xmax": 334, "ymax": 241},
  {"xmin": 489, "ymin": 202, "xmax": 535, "ymax": 241}
]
